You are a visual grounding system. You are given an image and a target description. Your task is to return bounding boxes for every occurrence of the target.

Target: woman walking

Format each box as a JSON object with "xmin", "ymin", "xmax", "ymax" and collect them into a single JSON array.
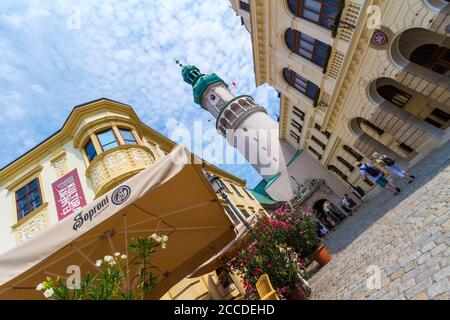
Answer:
[
  {"xmin": 356, "ymin": 162, "xmax": 401, "ymax": 195},
  {"xmin": 372, "ymin": 152, "xmax": 415, "ymax": 183}
]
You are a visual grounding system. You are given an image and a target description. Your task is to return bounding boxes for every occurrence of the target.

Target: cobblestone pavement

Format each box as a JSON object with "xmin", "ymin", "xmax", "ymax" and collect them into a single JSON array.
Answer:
[{"xmin": 309, "ymin": 142, "xmax": 450, "ymax": 300}]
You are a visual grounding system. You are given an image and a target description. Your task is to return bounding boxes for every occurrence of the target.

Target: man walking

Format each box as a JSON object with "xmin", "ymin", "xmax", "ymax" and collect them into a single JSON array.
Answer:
[
  {"xmin": 341, "ymin": 194, "xmax": 354, "ymax": 215},
  {"xmin": 372, "ymin": 152, "xmax": 415, "ymax": 183},
  {"xmin": 356, "ymin": 162, "xmax": 401, "ymax": 195}
]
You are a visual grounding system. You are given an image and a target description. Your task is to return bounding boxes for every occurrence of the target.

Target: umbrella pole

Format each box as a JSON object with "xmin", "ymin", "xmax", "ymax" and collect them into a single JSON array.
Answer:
[{"xmin": 123, "ymin": 214, "xmax": 131, "ymax": 292}]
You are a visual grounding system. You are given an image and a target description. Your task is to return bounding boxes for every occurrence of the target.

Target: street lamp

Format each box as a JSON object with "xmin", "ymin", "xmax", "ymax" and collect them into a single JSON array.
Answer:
[
  {"xmin": 208, "ymin": 175, "xmax": 258, "ymax": 238},
  {"xmin": 208, "ymin": 175, "xmax": 225, "ymax": 194}
]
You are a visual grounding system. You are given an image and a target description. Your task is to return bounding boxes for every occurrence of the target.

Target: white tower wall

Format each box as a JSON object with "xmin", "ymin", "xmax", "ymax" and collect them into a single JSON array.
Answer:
[
  {"xmin": 181, "ymin": 65, "xmax": 352, "ymax": 202},
  {"xmin": 199, "ymin": 81, "xmax": 352, "ymax": 201}
]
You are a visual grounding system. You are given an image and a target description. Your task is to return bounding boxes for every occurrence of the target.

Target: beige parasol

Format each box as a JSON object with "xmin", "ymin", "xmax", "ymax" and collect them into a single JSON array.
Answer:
[{"xmin": 0, "ymin": 146, "xmax": 237, "ymax": 300}]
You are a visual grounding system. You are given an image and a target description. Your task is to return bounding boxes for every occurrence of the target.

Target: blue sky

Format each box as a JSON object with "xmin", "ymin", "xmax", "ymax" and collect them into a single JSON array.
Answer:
[{"xmin": 0, "ymin": 0, "xmax": 280, "ymax": 188}]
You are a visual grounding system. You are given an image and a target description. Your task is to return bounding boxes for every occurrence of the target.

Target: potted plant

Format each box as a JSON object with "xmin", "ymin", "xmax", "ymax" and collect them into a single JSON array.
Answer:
[
  {"xmin": 223, "ymin": 215, "xmax": 310, "ymax": 300},
  {"xmin": 272, "ymin": 206, "xmax": 332, "ymax": 267},
  {"xmin": 36, "ymin": 233, "xmax": 168, "ymax": 300},
  {"xmin": 312, "ymin": 243, "xmax": 332, "ymax": 267}
]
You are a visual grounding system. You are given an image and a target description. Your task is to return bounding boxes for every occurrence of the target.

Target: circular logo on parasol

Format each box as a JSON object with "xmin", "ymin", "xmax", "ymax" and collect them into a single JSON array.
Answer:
[{"xmin": 112, "ymin": 185, "xmax": 131, "ymax": 205}]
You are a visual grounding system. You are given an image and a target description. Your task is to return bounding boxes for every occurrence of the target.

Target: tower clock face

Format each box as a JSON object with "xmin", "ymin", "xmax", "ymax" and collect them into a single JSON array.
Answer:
[{"xmin": 210, "ymin": 94, "xmax": 216, "ymax": 100}]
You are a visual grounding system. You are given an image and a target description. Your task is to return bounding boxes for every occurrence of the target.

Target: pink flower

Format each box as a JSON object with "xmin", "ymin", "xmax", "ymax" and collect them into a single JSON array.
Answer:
[
  {"xmin": 252, "ymin": 267, "xmax": 263, "ymax": 276},
  {"xmin": 303, "ymin": 211, "xmax": 313, "ymax": 217},
  {"xmin": 244, "ymin": 282, "xmax": 254, "ymax": 292}
]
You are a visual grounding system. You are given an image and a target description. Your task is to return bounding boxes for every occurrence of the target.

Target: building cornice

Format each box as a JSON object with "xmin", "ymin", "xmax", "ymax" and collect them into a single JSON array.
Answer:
[
  {"xmin": 0, "ymin": 98, "xmax": 248, "ymax": 189},
  {"xmin": 322, "ymin": 0, "xmax": 383, "ymax": 132},
  {"xmin": 5, "ymin": 165, "xmax": 44, "ymax": 191},
  {"xmin": 250, "ymin": 0, "xmax": 269, "ymax": 87},
  {"xmin": 279, "ymin": 94, "xmax": 289, "ymax": 140}
]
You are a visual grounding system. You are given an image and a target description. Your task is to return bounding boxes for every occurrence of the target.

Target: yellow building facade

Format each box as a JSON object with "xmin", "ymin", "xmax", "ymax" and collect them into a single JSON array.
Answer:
[
  {"xmin": 232, "ymin": 0, "xmax": 449, "ymax": 199},
  {"xmin": 0, "ymin": 98, "xmax": 266, "ymax": 300}
]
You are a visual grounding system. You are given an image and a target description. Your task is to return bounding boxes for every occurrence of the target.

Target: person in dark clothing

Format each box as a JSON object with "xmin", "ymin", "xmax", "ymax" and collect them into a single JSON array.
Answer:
[
  {"xmin": 372, "ymin": 152, "xmax": 415, "ymax": 183},
  {"xmin": 356, "ymin": 162, "xmax": 401, "ymax": 195}
]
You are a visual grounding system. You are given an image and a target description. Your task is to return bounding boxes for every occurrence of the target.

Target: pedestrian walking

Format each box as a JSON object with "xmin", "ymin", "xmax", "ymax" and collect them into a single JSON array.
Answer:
[
  {"xmin": 324, "ymin": 200, "xmax": 347, "ymax": 220},
  {"xmin": 372, "ymin": 152, "xmax": 415, "ymax": 183},
  {"xmin": 356, "ymin": 162, "xmax": 401, "ymax": 195},
  {"xmin": 316, "ymin": 219, "xmax": 329, "ymax": 238},
  {"xmin": 313, "ymin": 209, "xmax": 335, "ymax": 229},
  {"xmin": 341, "ymin": 194, "xmax": 354, "ymax": 215},
  {"xmin": 346, "ymin": 194, "xmax": 357, "ymax": 208}
]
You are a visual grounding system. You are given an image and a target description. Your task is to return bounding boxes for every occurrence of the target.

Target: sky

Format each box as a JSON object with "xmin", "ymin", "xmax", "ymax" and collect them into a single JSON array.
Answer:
[{"xmin": 0, "ymin": 0, "xmax": 280, "ymax": 189}]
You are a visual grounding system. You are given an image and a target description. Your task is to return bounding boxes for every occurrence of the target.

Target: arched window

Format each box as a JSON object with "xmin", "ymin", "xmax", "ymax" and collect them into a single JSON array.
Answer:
[
  {"xmin": 337, "ymin": 156, "xmax": 355, "ymax": 172},
  {"xmin": 343, "ymin": 145, "xmax": 363, "ymax": 161},
  {"xmin": 410, "ymin": 44, "xmax": 450, "ymax": 75},
  {"xmin": 283, "ymin": 68, "xmax": 320, "ymax": 102},
  {"xmin": 423, "ymin": 0, "xmax": 450, "ymax": 12},
  {"xmin": 353, "ymin": 186, "xmax": 365, "ymax": 197},
  {"xmin": 97, "ymin": 129, "xmax": 119, "ymax": 152},
  {"xmin": 308, "ymin": 146, "xmax": 322, "ymax": 160},
  {"xmin": 293, "ymin": 106, "xmax": 305, "ymax": 120},
  {"xmin": 291, "ymin": 119, "xmax": 302, "ymax": 132},
  {"xmin": 285, "ymin": 28, "xmax": 331, "ymax": 68},
  {"xmin": 327, "ymin": 165, "xmax": 347, "ymax": 180},
  {"xmin": 290, "ymin": 130, "xmax": 301, "ymax": 143},
  {"xmin": 288, "ymin": 0, "xmax": 343, "ymax": 30},
  {"xmin": 360, "ymin": 119, "xmax": 384, "ymax": 136},
  {"xmin": 377, "ymin": 85, "xmax": 412, "ymax": 108}
]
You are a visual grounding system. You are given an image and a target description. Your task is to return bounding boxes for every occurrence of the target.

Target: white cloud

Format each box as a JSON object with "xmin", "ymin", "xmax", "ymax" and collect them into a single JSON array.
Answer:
[
  {"xmin": 1, "ymin": 14, "xmax": 24, "ymax": 27},
  {"xmin": 30, "ymin": 84, "xmax": 46, "ymax": 95},
  {"xmin": 114, "ymin": 49, "xmax": 134, "ymax": 62}
]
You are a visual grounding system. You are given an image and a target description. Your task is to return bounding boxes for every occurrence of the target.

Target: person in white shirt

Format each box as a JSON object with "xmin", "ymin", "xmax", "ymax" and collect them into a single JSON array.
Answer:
[
  {"xmin": 356, "ymin": 162, "xmax": 401, "ymax": 195},
  {"xmin": 341, "ymin": 195, "xmax": 352, "ymax": 214},
  {"xmin": 372, "ymin": 152, "xmax": 415, "ymax": 183}
]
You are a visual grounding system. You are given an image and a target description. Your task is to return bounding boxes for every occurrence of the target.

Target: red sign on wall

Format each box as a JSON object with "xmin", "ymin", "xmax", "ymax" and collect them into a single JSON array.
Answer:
[{"xmin": 52, "ymin": 169, "xmax": 87, "ymax": 221}]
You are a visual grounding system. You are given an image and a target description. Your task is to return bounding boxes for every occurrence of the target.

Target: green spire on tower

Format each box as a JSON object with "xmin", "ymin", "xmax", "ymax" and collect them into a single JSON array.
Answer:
[{"xmin": 176, "ymin": 61, "xmax": 227, "ymax": 105}]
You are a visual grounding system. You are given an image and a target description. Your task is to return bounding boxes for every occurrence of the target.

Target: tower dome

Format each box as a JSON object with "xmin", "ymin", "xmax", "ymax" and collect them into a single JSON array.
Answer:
[{"xmin": 177, "ymin": 61, "xmax": 226, "ymax": 105}]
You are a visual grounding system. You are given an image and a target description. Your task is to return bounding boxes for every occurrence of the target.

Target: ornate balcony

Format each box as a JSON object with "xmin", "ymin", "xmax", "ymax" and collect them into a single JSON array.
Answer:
[{"xmin": 86, "ymin": 144, "xmax": 156, "ymax": 196}]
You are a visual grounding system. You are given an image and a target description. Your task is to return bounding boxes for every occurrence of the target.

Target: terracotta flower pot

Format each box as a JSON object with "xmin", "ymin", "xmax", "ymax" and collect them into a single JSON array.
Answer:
[
  {"xmin": 287, "ymin": 283, "xmax": 309, "ymax": 300},
  {"xmin": 313, "ymin": 244, "xmax": 332, "ymax": 267}
]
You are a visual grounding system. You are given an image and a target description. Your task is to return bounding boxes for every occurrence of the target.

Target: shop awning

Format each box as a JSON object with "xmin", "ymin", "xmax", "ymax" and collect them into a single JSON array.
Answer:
[{"xmin": 0, "ymin": 146, "xmax": 237, "ymax": 300}]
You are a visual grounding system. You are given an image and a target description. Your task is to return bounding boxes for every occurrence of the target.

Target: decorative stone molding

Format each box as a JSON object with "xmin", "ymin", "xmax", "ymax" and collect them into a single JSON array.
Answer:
[
  {"xmin": 13, "ymin": 203, "xmax": 49, "ymax": 244},
  {"xmin": 252, "ymin": 0, "xmax": 269, "ymax": 86},
  {"xmin": 323, "ymin": 0, "xmax": 382, "ymax": 132},
  {"xmin": 5, "ymin": 165, "xmax": 43, "ymax": 191},
  {"xmin": 292, "ymin": 178, "xmax": 324, "ymax": 204},
  {"xmin": 279, "ymin": 94, "xmax": 290, "ymax": 140},
  {"xmin": 50, "ymin": 150, "xmax": 68, "ymax": 178},
  {"xmin": 326, "ymin": 50, "xmax": 346, "ymax": 80},
  {"xmin": 86, "ymin": 144, "xmax": 156, "ymax": 196},
  {"xmin": 336, "ymin": 1, "xmax": 362, "ymax": 42}
]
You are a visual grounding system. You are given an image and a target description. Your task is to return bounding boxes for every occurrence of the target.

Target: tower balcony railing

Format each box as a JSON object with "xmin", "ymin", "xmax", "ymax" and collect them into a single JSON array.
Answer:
[
  {"xmin": 86, "ymin": 144, "xmax": 156, "ymax": 196},
  {"xmin": 216, "ymin": 95, "xmax": 266, "ymax": 136}
]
